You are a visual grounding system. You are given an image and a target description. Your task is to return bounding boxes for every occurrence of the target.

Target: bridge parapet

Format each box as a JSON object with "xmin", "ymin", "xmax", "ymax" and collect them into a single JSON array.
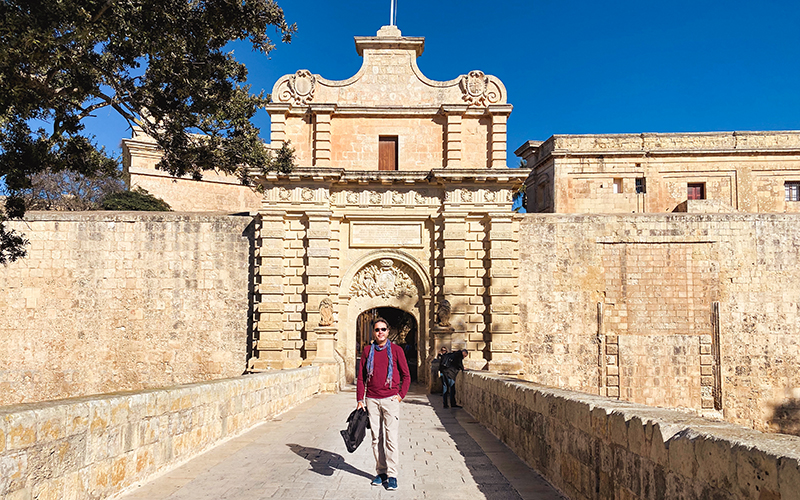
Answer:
[
  {"xmin": 0, "ymin": 367, "xmax": 321, "ymax": 499},
  {"xmin": 458, "ymin": 371, "xmax": 800, "ymax": 499}
]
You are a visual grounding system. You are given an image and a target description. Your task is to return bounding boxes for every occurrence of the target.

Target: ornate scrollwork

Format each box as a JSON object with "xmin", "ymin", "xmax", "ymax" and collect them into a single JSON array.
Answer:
[
  {"xmin": 346, "ymin": 191, "xmax": 359, "ymax": 204},
  {"xmin": 280, "ymin": 70, "xmax": 317, "ymax": 105},
  {"xmin": 369, "ymin": 191, "xmax": 382, "ymax": 205},
  {"xmin": 460, "ymin": 190, "xmax": 473, "ymax": 202},
  {"xmin": 301, "ymin": 187, "xmax": 314, "ymax": 201},
  {"xmin": 350, "ymin": 259, "xmax": 417, "ymax": 299},
  {"xmin": 460, "ymin": 70, "xmax": 501, "ymax": 106},
  {"xmin": 484, "ymin": 190, "xmax": 496, "ymax": 202},
  {"xmin": 279, "ymin": 187, "xmax": 291, "ymax": 201},
  {"xmin": 391, "ymin": 191, "xmax": 404, "ymax": 204}
]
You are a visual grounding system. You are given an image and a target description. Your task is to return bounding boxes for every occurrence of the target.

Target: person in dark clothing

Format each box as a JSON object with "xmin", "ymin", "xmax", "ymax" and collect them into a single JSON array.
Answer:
[
  {"xmin": 356, "ymin": 317, "xmax": 411, "ymax": 491},
  {"xmin": 439, "ymin": 348, "xmax": 467, "ymax": 408}
]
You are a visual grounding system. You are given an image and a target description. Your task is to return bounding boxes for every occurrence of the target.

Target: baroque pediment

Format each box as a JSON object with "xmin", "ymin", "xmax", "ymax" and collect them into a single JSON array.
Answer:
[{"xmin": 269, "ymin": 27, "xmax": 506, "ymax": 109}]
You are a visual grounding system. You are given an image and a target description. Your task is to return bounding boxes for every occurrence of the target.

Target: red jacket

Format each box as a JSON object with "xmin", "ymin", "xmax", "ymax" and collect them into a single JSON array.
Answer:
[{"xmin": 357, "ymin": 343, "xmax": 411, "ymax": 401}]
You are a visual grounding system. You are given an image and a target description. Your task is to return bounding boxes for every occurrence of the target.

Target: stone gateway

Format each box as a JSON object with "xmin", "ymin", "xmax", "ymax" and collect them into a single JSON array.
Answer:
[
  {"xmin": 1, "ymin": 24, "xmax": 789, "ymax": 436},
  {"xmin": 246, "ymin": 25, "xmax": 527, "ymax": 385}
]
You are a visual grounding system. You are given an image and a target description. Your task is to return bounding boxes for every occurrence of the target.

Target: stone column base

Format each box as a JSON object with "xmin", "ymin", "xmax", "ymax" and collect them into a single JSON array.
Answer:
[{"xmin": 312, "ymin": 327, "xmax": 341, "ymax": 392}]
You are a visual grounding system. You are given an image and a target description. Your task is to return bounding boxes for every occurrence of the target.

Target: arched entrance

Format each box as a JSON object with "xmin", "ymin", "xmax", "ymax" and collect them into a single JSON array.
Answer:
[
  {"xmin": 339, "ymin": 251, "xmax": 432, "ymax": 387},
  {"xmin": 356, "ymin": 307, "xmax": 418, "ymax": 381}
]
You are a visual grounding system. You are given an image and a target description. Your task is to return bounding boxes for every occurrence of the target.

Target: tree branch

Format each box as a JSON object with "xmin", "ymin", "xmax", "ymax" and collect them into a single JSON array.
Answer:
[{"xmin": 91, "ymin": 0, "xmax": 116, "ymax": 22}]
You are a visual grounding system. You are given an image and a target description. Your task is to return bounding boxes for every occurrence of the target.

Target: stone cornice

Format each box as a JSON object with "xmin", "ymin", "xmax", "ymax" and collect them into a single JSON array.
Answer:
[
  {"xmin": 516, "ymin": 131, "xmax": 800, "ymax": 170},
  {"xmin": 249, "ymin": 167, "xmax": 530, "ymax": 186},
  {"xmin": 265, "ymin": 104, "xmax": 505, "ymax": 118},
  {"xmin": 354, "ymin": 36, "xmax": 425, "ymax": 57},
  {"xmin": 428, "ymin": 169, "xmax": 530, "ymax": 184}
]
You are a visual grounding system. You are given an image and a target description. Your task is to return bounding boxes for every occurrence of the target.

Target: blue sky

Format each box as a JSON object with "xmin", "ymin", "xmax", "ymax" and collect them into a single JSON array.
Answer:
[{"xmin": 86, "ymin": 0, "xmax": 800, "ymax": 166}]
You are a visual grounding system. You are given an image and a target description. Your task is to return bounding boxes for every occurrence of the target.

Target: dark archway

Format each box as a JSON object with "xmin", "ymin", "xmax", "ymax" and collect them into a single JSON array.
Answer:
[{"xmin": 356, "ymin": 307, "xmax": 418, "ymax": 382}]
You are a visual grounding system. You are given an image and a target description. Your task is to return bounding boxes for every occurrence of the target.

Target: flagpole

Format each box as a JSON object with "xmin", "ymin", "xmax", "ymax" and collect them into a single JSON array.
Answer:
[{"xmin": 390, "ymin": 0, "xmax": 395, "ymax": 25}]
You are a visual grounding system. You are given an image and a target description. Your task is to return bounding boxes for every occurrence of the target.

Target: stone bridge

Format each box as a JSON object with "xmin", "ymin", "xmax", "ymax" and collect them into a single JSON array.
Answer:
[{"xmin": 2, "ymin": 367, "xmax": 799, "ymax": 500}]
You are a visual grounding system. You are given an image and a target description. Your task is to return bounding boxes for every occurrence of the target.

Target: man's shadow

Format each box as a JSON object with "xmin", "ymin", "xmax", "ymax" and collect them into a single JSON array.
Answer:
[{"xmin": 287, "ymin": 444, "xmax": 373, "ymax": 479}]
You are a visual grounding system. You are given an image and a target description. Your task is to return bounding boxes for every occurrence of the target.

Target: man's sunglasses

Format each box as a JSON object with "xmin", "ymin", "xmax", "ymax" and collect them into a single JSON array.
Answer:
[{"xmin": 374, "ymin": 327, "xmax": 388, "ymax": 332}]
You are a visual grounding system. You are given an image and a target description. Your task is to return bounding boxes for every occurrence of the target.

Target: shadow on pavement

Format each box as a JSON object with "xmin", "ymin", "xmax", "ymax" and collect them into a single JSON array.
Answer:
[
  {"xmin": 287, "ymin": 444, "xmax": 374, "ymax": 480},
  {"xmin": 401, "ymin": 397, "xmax": 432, "ymax": 406},
  {"xmin": 425, "ymin": 394, "xmax": 524, "ymax": 500}
]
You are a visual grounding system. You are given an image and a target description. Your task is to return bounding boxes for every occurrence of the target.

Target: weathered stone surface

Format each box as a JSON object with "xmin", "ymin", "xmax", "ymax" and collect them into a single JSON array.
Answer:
[
  {"xmin": 517, "ymin": 131, "xmax": 800, "ymax": 214},
  {"xmin": 459, "ymin": 371, "xmax": 800, "ymax": 500},
  {"xmin": 0, "ymin": 367, "xmax": 321, "ymax": 499},
  {"xmin": 0, "ymin": 212, "xmax": 253, "ymax": 406},
  {"xmin": 518, "ymin": 213, "xmax": 800, "ymax": 435}
]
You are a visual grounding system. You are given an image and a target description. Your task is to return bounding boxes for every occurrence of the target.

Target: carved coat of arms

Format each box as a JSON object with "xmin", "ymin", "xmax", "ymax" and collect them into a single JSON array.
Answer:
[
  {"xmin": 284, "ymin": 70, "xmax": 316, "ymax": 105},
  {"xmin": 461, "ymin": 71, "xmax": 488, "ymax": 105},
  {"xmin": 460, "ymin": 70, "xmax": 501, "ymax": 106},
  {"xmin": 351, "ymin": 259, "xmax": 417, "ymax": 299}
]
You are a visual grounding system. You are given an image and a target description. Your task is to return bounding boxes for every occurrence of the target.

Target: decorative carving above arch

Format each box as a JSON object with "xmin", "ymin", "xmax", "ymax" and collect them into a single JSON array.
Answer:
[
  {"xmin": 341, "ymin": 249, "xmax": 432, "ymax": 299},
  {"xmin": 350, "ymin": 258, "xmax": 418, "ymax": 299}
]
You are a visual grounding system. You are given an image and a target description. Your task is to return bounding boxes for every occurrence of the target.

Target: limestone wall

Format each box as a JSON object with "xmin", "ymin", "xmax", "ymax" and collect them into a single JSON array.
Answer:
[
  {"xmin": 518, "ymin": 131, "xmax": 800, "ymax": 214},
  {"xmin": 0, "ymin": 368, "xmax": 320, "ymax": 500},
  {"xmin": 458, "ymin": 371, "xmax": 800, "ymax": 500},
  {"xmin": 122, "ymin": 131, "xmax": 262, "ymax": 213},
  {"xmin": 518, "ymin": 213, "xmax": 800, "ymax": 434},
  {"xmin": 0, "ymin": 212, "xmax": 255, "ymax": 406}
]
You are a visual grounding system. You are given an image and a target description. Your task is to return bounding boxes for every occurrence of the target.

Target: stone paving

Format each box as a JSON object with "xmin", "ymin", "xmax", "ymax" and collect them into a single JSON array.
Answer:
[{"xmin": 118, "ymin": 385, "xmax": 565, "ymax": 500}]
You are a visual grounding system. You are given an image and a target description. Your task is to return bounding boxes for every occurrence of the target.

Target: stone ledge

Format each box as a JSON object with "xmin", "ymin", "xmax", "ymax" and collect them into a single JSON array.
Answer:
[
  {"xmin": 0, "ymin": 368, "xmax": 321, "ymax": 500},
  {"xmin": 458, "ymin": 371, "xmax": 800, "ymax": 499}
]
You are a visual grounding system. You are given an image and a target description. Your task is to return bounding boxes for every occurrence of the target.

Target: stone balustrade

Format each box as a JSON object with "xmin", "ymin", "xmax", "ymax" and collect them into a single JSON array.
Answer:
[
  {"xmin": 458, "ymin": 371, "xmax": 800, "ymax": 500},
  {"xmin": 0, "ymin": 367, "xmax": 320, "ymax": 500}
]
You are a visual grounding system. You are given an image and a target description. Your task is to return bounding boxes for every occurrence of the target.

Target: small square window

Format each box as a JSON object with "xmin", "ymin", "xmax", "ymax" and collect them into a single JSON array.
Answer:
[
  {"xmin": 613, "ymin": 178, "xmax": 623, "ymax": 194},
  {"xmin": 688, "ymin": 183, "xmax": 705, "ymax": 200},
  {"xmin": 786, "ymin": 181, "xmax": 800, "ymax": 202},
  {"xmin": 635, "ymin": 177, "xmax": 646, "ymax": 194}
]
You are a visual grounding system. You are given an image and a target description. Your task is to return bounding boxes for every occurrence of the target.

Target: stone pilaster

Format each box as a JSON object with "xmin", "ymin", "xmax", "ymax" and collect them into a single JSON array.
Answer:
[
  {"xmin": 441, "ymin": 213, "xmax": 469, "ymax": 347},
  {"xmin": 303, "ymin": 210, "xmax": 333, "ymax": 360},
  {"xmin": 268, "ymin": 104, "xmax": 289, "ymax": 148},
  {"xmin": 251, "ymin": 210, "xmax": 287, "ymax": 371},
  {"xmin": 442, "ymin": 106, "xmax": 466, "ymax": 169},
  {"xmin": 486, "ymin": 214, "xmax": 523, "ymax": 373},
  {"xmin": 488, "ymin": 105, "xmax": 512, "ymax": 168},
  {"xmin": 312, "ymin": 105, "xmax": 334, "ymax": 167},
  {"xmin": 282, "ymin": 213, "xmax": 306, "ymax": 368},
  {"xmin": 463, "ymin": 215, "xmax": 489, "ymax": 370}
]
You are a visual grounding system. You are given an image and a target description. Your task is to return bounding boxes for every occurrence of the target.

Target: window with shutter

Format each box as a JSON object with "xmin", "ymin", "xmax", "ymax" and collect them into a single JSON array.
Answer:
[
  {"xmin": 379, "ymin": 136, "xmax": 398, "ymax": 171},
  {"xmin": 687, "ymin": 183, "xmax": 705, "ymax": 200}
]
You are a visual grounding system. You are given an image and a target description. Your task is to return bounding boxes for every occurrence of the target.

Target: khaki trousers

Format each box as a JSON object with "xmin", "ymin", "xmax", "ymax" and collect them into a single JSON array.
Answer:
[{"xmin": 366, "ymin": 396, "xmax": 400, "ymax": 478}]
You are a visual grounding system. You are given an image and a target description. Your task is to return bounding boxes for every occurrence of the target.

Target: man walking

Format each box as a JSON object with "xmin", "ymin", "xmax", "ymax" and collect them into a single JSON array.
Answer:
[
  {"xmin": 356, "ymin": 318, "xmax": 410, "ymax": 491},
  {"xmin": 440, "ymin": 348, "xmax": 467, "ymax": 408}
]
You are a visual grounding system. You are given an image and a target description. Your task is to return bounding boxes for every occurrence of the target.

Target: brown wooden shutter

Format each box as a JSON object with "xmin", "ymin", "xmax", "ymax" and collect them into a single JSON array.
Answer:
[
  {"xmin": 688, "ymin": 183, "xmax": 705, "ymax": 200},
  {"xmin": 379, "ymin": 136, "xmax": 398, "ymax": 171}
]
